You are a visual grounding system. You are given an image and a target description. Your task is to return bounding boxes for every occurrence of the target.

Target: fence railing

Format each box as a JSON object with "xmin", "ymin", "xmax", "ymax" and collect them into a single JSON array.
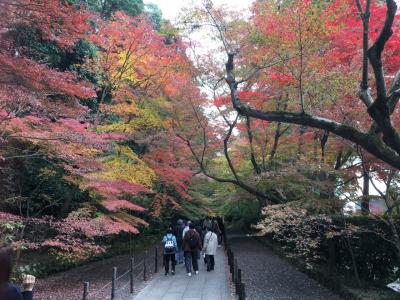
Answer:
[
  {"xmin": 223, "ymin": 232, "xmax": 246, "ymax": 300},
  {"xmin": 82, "ymin": 246, "xmax": 162, "ymax": 300}
]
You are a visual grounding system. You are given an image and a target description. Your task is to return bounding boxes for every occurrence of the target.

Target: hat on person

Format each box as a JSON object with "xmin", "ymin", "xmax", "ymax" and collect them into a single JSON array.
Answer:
[{"xmin": 177, "ymin": 219, "xmax": 183, "ymax": 224}]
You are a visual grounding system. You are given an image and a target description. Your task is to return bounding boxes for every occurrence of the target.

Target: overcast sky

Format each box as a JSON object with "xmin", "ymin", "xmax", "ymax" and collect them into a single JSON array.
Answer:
[{"xmin": 144, "ymin": 0, "xmax": 254, "ymax": 22}]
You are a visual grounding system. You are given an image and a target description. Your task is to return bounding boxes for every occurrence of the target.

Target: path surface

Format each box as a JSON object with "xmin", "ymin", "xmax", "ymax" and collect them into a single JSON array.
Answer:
[
  {"xmin": 131, "ymin": 247, "xmax": 232, "ymax": 300},
  {"xmin": 34, "ymin": 241, "xmax": 162, "ymax": 300},
  {"xmin": 228, "ymin": 233, "xmax": 343, "ymax": 300}
]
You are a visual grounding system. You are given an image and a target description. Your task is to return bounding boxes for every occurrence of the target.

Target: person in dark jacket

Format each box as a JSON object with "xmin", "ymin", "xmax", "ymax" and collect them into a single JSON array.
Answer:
[
  {"xmin": 194, "ymin": 223, "xmax": 204, "ymax": 261},
  {"xmin": 0, "ymin": 245, "xmax": 35, "ymax": 300},
  {"xmin": 182, "ymin": 224, "xmax": 202, "ymax": 276},
  {"xmin": 212, "ymin": 218, "xmax": 222, "ymax": 246},
  {"xmin": 217, "ymin": 216, "xmax": 225, "ymax": 245},
  {"xmin": 173, "ymin": 219, "xmax": 185, "ymax": 264}
]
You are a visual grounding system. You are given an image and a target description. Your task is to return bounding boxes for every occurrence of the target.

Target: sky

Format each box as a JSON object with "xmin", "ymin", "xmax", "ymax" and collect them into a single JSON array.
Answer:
[{"xmin": 144, "ymin": 0, "xmax": 254, "ymax": 23}]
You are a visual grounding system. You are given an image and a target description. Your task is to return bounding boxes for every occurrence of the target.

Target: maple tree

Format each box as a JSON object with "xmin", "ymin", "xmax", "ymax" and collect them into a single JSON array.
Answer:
[
  {"xmin": 0, "ymin": 0, "xmax": 199, "ymax": 263},
  {"xmin": 225, "ymin": 0, "xmax": 400, "ymax": 169},
  {"xmin": 1, "ymin": 0, "xmax": 400, "ymax": 290}
]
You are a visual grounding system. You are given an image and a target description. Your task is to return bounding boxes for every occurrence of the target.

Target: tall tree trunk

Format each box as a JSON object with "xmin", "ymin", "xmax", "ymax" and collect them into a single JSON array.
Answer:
[{"xmin": 361, "ymin": 166, "xmax": 370, "ymax": 215}]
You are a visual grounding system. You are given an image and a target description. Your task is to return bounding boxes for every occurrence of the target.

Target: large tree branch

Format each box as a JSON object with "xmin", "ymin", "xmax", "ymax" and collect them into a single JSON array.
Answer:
[
  {"xmin": 364, "ymin": 1, "xmax": 400, "ymax": 155},
  {"xmin": 367, "ymin": 0, "xmax": 396, "ymax": 100},
  {"xmin": 226, "ymin": 53, "xmax": 400, "ymax": 169}
]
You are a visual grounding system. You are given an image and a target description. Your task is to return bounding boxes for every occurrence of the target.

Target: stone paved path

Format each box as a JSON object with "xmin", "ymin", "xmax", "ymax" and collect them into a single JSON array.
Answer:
[{"xmin": 131, "ymin": 247, "xmax": 231, "ymax": 300}]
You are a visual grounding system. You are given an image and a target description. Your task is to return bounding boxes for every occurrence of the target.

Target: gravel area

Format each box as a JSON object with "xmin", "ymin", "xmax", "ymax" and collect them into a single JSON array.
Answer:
[
  {"xmin": 227, "ymin": 233, "xmax": 343, "ymax": 300},
  {"xmin": 33, "ymin": 245, "xmax": 163, "ymax": 300}
]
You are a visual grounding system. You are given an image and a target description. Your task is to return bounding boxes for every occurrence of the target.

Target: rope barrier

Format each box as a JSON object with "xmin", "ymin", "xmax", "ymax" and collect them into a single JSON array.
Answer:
[
  {"xmin": 88, "ymin": 280, "xmax": 112, "ymax": 297},
  {"xmin": 86, "ymin": 258, "xmax": 150, "ymax": 298},
  {"xmin": 115, "ymin": 269, "xmax": 130, "ymax": 281},
  {"xmin": 82, "ymin": 246, "xmax": 171, "ymax": 299}
]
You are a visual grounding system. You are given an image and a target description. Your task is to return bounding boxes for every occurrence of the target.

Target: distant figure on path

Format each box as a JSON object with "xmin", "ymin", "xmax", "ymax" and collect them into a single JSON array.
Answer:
[
  {"xmin": 173, "ymin": 219, "xmax": 185, "ymax": 264},
  {"xmin": 161, "ymin": 229, "xmax": 178, "ymax": 276},
  {"xmin": 217, "ymin": 216, "xmax": 225, "ymax": 245},
  {"xmin": 202, "ymin": 227, "xmax": 218, "ymax": 271},
  {"xmin": 182, "ymin": 220, "xmax": 191, "ymax": 240},
  {"xmin": 212, "ymin": 217, "xmax": 222, "ymax": 246},
  {"xmin": 0, "ymin": 245, "xmax": 36, "ymax": 300},
  {"xmin": 182, "ymin": 223, "xmax": 202, "ymax": 277},
  {"xmin": 202, "ymin": 216, "xmax": 212, "ymax": 231},
  {"xmin": 194, "ymin": 223, "xmax": 204, "ymax": 244}
]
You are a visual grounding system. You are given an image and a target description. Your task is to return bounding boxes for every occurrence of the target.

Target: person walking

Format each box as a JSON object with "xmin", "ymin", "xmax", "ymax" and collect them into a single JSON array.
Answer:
[
  {"xmin": 173, "ymin": 219, "xmax": 185, "ymax": 264},
  {"xmin": 182, "ymin": 220, "xmax": 191, "ymax": 240},
  {"xmin": 202, "ymin": 227, "xmax": 218, "ymax": 271},
  {"xmin": 212, "ymin": 217, "xmax": 222, "ymax": 247},
  {"xmin": 202, "ymin": 216, "xmax": 212, "ymax": 231},
  {"xmin": 161, "ymin": 229, "xmax": 178, "ymax": 276},
  {"xmin": 217, "ymin": 216, "xmax": 225, "ymax": 246},
  {"xmin": 0, "ymin": 245, "xmax": 36, "ymax": 300},
  {"xmin": 182, "ymin": 223, "xmax": 202, "ymax": 277}
]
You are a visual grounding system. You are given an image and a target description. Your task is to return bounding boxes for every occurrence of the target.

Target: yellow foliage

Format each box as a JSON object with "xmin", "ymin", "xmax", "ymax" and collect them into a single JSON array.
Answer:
[
  {"xmin": 96, "ymin": 122, "xmax": 136, "ymax": 134},
  {"xmin": 130, "ymin": 107, "xmax": 164, "ymax": 131},
  {"xmin": 65, "ymin": 144, "xmax": 101, "ymax": 157},
  {"xmin": 99, "ymin": 145, "xmax": 156, "ymax": 188},
  {"xmin": 100, "ymin": 102, "xmax": 139, "ymax": 119},
  {"xmin": 96, "ymin": 104, "xmax": 164, "ymax": 134}
]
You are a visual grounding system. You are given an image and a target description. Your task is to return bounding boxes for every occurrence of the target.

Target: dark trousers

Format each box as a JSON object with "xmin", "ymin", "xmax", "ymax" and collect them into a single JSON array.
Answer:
[
  {"xmin": 164, "ymin": 253, "xmax": 175, "ymax": 273},
  {"xmin": 206, "ymin": 254, "xmax": 215, "ymax": 270},
  {"xmin": 184, "ymin": 251, "xmax": 199, "ymax": 273}
]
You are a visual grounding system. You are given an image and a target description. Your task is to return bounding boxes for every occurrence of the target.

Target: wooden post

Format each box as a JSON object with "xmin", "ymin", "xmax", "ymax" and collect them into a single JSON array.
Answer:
[
  {"xmin": 230, "ymin": 253, "xmax": 234, "ymax": 275},
  {"xmin": 143, "ymin": 259, "xmax": 147, "ymax": 281},
  {"xmin": 234, "ymin": 258, "xmax": 238, "ymax": 284},
  {"xmin": 130, "ymin": 257, "xmax": 134, "ymax": 294},
  {"xmin": 82, "ymin": 282, "xmax": 89, "ymax": 300},
  {"xmin": 154, "ymin": 247, "xmax": 158, "ymax": 273},
  {"xmin": 241, "ymin": 283, "xmax": 246, "ymax": 300},
  {"xmin": 111, "ymin": 267, "xmax": 117, "ymax": 300},
  {"xmin": 236, "ymin": 268, "xmax": 242, "ymax": 295}
]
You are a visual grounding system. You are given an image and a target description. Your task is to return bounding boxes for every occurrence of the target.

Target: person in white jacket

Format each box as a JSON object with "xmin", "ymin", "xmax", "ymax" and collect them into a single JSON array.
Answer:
[{"xmin": 202, "ymin": 227, "xmax": 218, "ymax": 271}]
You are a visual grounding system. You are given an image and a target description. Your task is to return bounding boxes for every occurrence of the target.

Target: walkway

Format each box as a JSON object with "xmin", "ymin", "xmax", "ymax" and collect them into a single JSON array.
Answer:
[
  {"xmin": 131, "ymin": 247, "xmax": 232, "ymax": 300},
  {"xmin": 228, "ymin": 233, "xmax": 343, "ymax": 300}
]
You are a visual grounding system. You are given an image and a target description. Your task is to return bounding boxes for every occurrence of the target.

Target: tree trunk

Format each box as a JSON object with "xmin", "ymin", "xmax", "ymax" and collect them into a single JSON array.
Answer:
[{"xmin": 361, "ymin": 167, "xmax": 370, "ymax": 215}]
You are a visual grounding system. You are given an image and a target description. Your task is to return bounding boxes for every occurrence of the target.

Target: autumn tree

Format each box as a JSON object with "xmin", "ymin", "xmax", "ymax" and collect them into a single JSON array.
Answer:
[{"xmin": 225, "ymin": 0, "xmax": 400, "ymax": 170}]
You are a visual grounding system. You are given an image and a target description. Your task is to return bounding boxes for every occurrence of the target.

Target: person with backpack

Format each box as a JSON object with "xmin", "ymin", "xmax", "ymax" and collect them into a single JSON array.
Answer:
[
  {"xmin": 173, "ymin": 219, "xmax": 185, "ymax": 264},
  {"xmin": 161, "ymin": 229, "xmax": 178, "ymax": 276},
  {"xmin": 182, "ymin": 223, "xmax": 202, "ymax": 277},
  {"xmin": 202, "ymin": 227, "xmax": 218, "ymax": 271}
]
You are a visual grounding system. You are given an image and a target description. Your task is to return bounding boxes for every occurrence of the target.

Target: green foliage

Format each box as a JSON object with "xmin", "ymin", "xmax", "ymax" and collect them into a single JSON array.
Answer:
[
  {"xmin": 0, "ymin": 221, "xmax": 24, "ymax": 244},
  {"xmin": 220, "ymin": 198, "xmax": 261, "ymax": 228},
  {"xmin": 145, "ymin": 3, "xmax": 163, "ymax": 31},
  {"xmin": 0, "ymin": 140, "xmax": 89, "ymax": 218},
  {"xmin": 84, "ymin": 0, "xmax": 144, "ymax": 18},
  {"xmin": 8, "ymin": 24, "xmax": 97, "ymax": 72}
]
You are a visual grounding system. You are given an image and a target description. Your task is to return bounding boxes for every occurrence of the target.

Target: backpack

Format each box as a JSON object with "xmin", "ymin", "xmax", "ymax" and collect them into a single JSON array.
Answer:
[
  {"xmin": 164, "ymin": 235, "xmax": 175, "ymax": 254},
  {"xmin": 188, "ymin": 232, "xmax": 198, "ymax": 249}
]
